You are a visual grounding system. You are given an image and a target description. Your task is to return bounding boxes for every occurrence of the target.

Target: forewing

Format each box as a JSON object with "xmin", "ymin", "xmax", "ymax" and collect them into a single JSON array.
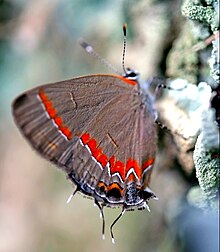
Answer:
[{"xmin": 12, "ymin": 75, "xmax": 133, "ymax": 192}]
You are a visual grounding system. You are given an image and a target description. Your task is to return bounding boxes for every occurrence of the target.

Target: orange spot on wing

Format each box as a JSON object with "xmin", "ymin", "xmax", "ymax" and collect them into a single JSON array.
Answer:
[
  {"xmin": 97, "ymin": 181, "xmax": 107, "ymax": 192},
  {"xmin": 106, "ymin": 183, "xmax": 123, "ymax": 199},
  {"xmin": 47, "ymin": 141, "xmax": 57, "ymax": 150},
  {"xmin": 108, "ymin": 183, "xmax": 121, "ymax": 191},
  {"xmin": 39, "ymin": 88, "xmax": 72, "ymax": 140},
  {"xmin": 117, "ymin": 76, "xmax": 137, "ymax": 86},
  {"xmin": 127, "ymin": 173, "xmax": 136, "ymax": 182}
]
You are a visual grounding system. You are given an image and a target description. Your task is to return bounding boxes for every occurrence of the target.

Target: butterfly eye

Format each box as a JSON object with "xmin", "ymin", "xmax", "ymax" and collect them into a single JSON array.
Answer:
[{"xmin": 123, "ymin": 68, "xmax": 140, "ymax": 80}]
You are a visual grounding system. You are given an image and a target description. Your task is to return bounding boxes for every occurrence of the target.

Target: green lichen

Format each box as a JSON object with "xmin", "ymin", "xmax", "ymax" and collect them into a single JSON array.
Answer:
[
  {"xmin": 200, "ymin": 108, "xmax": 219, "ymax": 150},
  {"xmin": 193, "ymin": 131, "xmax": 219, "ymax": 211},
  {"xmin": 181, "ymin": 0, "xmax": 218, "ymax": 31},
  {"xmin": 178, "ymin": 0, "xmax": 220, "ymax": 212},
  {"xmin": 192, "ymin": 103, "xmax": 219, "ymax": 211},
  {"xmin": 209, "ymin": 38, "xmax": 220, "ymax": 87},
  {"xmin": 205, "ymin": 0, "xmax": 217, "ymax": 5},
  {"xmin": 166, "ymin": 22, "xmax": 199, "ymax": 84}
]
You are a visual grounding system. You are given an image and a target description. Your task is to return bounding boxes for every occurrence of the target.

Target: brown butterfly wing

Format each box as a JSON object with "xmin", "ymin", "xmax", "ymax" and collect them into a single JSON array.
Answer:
[{"xmin": 12, "ymin": 74, "xmax": 157, "ymax": 206}]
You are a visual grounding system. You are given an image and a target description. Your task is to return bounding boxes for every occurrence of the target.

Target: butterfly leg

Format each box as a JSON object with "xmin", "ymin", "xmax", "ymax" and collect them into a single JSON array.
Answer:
[
  {"xmin": 94, "ymin": 199, "xmax": 106, "ymax": 240},
  {"xmin": 144, "ymin": 76, "xmax": 187, "ymax": 99},
  {"xmin": 66, "ymin": 186, "xmax": 79, "ymax": 204},
  {"xmin": 110, "ymin": 208, "xmax": 126, "ymax": 244}
]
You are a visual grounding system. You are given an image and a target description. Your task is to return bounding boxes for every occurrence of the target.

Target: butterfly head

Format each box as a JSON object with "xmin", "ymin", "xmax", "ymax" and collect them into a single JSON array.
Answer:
[{"xmin": 123, "ymin": 67, "xmax": 140, "ymax": 81}]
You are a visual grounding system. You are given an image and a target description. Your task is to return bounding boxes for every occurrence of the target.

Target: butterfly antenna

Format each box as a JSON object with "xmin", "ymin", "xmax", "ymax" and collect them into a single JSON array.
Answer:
[
  {"xmin": 94, "ymin": 199, "xmax": 106, "ymax": 240},
  {"xmin": 79, "ymin": 38, "xmax": 121, "ymax": 75},
  {"xmin": 110, "ymin": 208, "xmax": 126, "ymax": 244},
  {"xmin": 122, "ymin": 23, "xmax": 127, "ymax": 75}
]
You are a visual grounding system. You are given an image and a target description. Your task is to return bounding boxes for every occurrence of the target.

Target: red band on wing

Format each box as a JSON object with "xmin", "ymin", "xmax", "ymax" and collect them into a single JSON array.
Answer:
[
  {"xmin": 39, "ymin": 89, "xmax": 72, "ymax": 140},
  {"xmin": 126, "ymin": 159, "xmax": 141, "ymax": 180},
  {"xmin": 111, "ymin": 160, "xmax": 125, "ymax": 181},
  {"xmin": 109, "ymin": 156, "xmax": 116, "ymax": 168},
  {"xmin": 81, "ymin": 133, "xmax": 90, "ymax": 144},
  {"xmin": 80, "ymin": 132, "xmax": 155, "ymax": 183},
  {"xmin": 81, "ymin": 133, "xmax": 108, "ymax": 167}
]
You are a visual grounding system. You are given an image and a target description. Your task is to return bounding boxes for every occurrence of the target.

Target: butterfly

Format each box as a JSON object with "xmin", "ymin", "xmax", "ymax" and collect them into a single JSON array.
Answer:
[{"xmin": 12, "ymin": 24, "xmax": 158, "ymax": 243}]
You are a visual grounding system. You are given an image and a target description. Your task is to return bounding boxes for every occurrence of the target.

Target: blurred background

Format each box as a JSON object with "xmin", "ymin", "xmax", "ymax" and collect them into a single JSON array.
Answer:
[{"xmin": 0, "ymin": 0, "xmax": 219, "ymax": 252}]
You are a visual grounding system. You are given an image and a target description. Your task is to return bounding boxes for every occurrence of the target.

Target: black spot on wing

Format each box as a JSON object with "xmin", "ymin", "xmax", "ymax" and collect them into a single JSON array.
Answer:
[
  {"xmin": 107, "ymin": 187, "xmax": 122, "ymax": 199},
  {"xmin": 13, "ymin": 94, "xmax": 28, "ymax": 109}
]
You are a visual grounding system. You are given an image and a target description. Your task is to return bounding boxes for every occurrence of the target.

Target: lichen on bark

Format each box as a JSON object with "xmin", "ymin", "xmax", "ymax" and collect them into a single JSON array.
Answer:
[{"xmin": 166, "ymin": 0, "xmax": 219, "ymax": 210}]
